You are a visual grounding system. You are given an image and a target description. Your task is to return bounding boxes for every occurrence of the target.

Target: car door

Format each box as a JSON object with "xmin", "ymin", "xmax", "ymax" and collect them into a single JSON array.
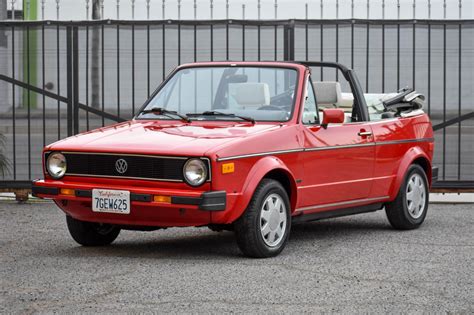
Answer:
[{"xmin": 298, "ymin": 75, "xmax": 375, "ymax": 211}]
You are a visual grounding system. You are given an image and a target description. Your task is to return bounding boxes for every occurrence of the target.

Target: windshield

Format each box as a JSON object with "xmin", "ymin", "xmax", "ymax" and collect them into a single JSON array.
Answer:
[{"xmin": 138, "ymin": 66, "xmax": 298, "ymax": 122}]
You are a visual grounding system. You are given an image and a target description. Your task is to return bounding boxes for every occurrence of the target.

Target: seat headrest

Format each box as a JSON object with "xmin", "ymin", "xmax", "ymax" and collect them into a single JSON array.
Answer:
[
  {"xmin": 313, "ymin": 81, "xmax": 342, "ymax": 105},
  {"xmin": 234, "ymin": 83, "xmax": 270, "ymax": 107}
]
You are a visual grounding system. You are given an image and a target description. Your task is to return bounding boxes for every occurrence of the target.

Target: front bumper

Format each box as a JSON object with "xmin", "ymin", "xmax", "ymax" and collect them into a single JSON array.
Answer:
[{"xmin": 32, "ymin": 180, "xmax": 226, "ymax": 211}]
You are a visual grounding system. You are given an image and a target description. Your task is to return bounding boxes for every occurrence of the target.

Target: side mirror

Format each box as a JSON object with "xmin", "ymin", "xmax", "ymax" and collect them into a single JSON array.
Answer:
[{"xmin": 321, "ymin": 108, "xmax": 345, "ymax": 128}]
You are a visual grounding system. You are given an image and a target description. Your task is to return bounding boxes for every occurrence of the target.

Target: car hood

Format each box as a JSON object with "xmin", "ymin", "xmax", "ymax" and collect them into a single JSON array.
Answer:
[{"xmin": 46, "ymin": 120, "xmax": 280, "ymax": 157}]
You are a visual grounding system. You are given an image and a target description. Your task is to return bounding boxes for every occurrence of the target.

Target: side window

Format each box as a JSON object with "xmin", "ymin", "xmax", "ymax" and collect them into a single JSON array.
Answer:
[
  {"xmin": 311, "ymin": 68, "xmax": 365, "ymax": 122},
  {"xmin": 302, "ymin": 78, "xmax": 319, "ymax": 124}
]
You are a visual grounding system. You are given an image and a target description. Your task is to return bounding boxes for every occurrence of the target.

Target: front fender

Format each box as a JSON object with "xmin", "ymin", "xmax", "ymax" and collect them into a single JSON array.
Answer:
[
  {"xmin": 388, "ymin": 146, "xmax": 431, "ymax": 199},
  {"xmin": 212, "ymin": 156, "xmax": 297, "ymax": 224}
]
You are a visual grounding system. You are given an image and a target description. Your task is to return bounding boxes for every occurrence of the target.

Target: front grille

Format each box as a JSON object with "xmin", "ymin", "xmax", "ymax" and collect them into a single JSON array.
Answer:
[{"xmin": 55, "ymin": 152, "xmax": 202, "ymax": 182}]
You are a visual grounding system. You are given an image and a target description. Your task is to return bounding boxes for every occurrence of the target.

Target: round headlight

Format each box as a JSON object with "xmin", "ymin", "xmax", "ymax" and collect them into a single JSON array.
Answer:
[
  {"xmin": 46, "ymin": 152, "xmax": 67, "ymax": 179},
  {"xmin": 183, "ymin": 158, "xmax": 208, "ymax": 186}
]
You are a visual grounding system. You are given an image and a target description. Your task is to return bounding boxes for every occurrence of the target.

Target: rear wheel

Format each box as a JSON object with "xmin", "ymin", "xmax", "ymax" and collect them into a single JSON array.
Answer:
[
  {"xmin": 234, "ymin": 179, "xmax": 291, "ymax": 258},
  {"xmin": 66, "ymin": 216, "xmax": 120, "ymax": 246},
  {"xmin": 385, "ymin": 164, "xmax": 429, "ymax": 230}
]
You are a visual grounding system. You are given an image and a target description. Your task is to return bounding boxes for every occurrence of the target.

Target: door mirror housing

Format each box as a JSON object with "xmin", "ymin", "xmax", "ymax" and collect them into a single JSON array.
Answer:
[{"xmin": 321, "ymin": 108, "xmax": 345, "ymax": 128}]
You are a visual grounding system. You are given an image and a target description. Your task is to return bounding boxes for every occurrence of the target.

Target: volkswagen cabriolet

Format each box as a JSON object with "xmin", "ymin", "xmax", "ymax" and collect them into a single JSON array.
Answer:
[{"xmin": 33, "ymin": 61, "xmax": 437, "ymax": 258}]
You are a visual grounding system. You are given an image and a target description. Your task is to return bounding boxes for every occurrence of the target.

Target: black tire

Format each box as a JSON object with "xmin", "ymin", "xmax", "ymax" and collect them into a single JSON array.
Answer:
[
  {"xmin": 234, "ymin": 179, "xmax": 291, "ymax": 258},
  {"xmin": 66, "ymin": 216, "xmax": 121, "ymax": 246},
  {"xmin": 385, "ymin": 164, "xmax": 429, "ymax": 230}
]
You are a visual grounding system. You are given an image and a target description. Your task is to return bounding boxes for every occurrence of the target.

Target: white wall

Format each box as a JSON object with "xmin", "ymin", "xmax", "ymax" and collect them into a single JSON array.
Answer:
[{"xmin": 10, "ymin": 0, "xmax": 473, "ymax": 21}]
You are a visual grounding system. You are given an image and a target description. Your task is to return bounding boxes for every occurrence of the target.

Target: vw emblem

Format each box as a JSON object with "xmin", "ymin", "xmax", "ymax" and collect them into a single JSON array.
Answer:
[{"xmin": 115, "ymin": 159, "xmax": 128, "ymax": 174}]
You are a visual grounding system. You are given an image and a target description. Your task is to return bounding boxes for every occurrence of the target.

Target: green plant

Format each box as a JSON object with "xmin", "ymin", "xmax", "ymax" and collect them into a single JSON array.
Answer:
[{"xmin": 0, "ymin": 133, "xmax": 9, "ymax": 177}]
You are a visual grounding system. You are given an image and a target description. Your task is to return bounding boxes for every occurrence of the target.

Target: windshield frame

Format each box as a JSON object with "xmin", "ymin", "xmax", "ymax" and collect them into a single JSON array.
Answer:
[{"xmin": 134, "ymin": 63, "xmax": 302, "ymax": 123}]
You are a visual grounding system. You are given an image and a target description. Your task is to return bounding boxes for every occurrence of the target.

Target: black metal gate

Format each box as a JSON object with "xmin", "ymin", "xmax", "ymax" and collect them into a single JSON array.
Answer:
[{"xmin": 0, "ymin": 19, "xmax": 473, "ymax": 192}]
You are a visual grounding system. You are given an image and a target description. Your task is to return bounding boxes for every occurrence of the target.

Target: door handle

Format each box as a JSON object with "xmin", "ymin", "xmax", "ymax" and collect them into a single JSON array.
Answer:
[{"xmin": 358, "ymin": 131, "xmax": 372, "ymax": 137}]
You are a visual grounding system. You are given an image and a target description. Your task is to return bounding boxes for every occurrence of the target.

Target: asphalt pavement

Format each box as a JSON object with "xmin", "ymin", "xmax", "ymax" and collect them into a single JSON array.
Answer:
[{"xmin": 1, "ymin": 201, "xmax": 473, "ymax": 313}]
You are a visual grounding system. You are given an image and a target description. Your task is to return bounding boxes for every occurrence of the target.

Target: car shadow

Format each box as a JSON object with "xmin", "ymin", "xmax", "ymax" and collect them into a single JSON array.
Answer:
[
  {"xmin": 290, "ymin": 216, "xmax": 393, "ymax": 241},
  {"xmin": 54, "ymin": 230, "xmax": 243, "ymax": 260},
  {"xmin": 48, "ymin": 215, "xmax": 394, "ymax": 260}
]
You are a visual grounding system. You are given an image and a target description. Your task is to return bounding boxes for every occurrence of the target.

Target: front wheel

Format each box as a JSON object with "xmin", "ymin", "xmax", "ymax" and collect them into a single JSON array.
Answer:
[
  {"xmin": 66, "ymin": 216, "xmax": 121, "ymax": 246},
  {"xmin": 234, "ymin": 179, "xmax": 291, "ymax": 258},
  {"xmin": 385, "ymin": 164, "xmax": 429, "ymax": 230}
]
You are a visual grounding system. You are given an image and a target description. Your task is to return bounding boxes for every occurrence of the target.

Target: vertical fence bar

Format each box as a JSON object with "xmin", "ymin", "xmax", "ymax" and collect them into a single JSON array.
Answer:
[
  {"xmin": 132, "ymin": 23, "xmax": 135, "ymax": 114},
  {"xmin": 412, "ymin": 21, "xmax": 416, "ymax": 89},
  {"xmin": 194, "ymin": 22, "xmax": 197, "ymax": 112},
  {"xmin": 257, "ymin": 24, "xmax": 261, "ymax": 61},
  {"xmin": 274, "ymin": 24, "xmax": 277, "ymax": 61},
  {"xmin": 73, "ymin": 26, "xmax": 79, "ymax": 135},
  {"xmin": 194, "ymin": 24, "xmax": 197, "ymax": 62},
  {"xmin": 351, "ymin": 20, "xmax": 354, "ymax": 69},
  {"xmin": 86, "ymin": 25, "xmax": 90, "ymax": 130},
  {"xmin": 162, "ymin": 23, "xmax": 165, "ymax": 81},
  {"xmin": 242, "ymin": 23, "xmax": 245, "ymax": 61},
  {"xmin": 397, "ymin": 1, "xmax": 400, "ymax": 90},
  {"xmin": 26, "ymin": 26, "xmax": 31, "ymax": 179},
  {"xmin": 305, "ymin": 20, "xmax": 308, "ymax": 61},
  {"xmin": 226, "ymin": 21, "xmax": 229, "ymax": 60},
  {"xmin": 101, "ymin": 24, "xmax": 105, "ymax": 126},
  {"xmin": 42, "ymin": 24, "xmax": 45, "ymax": 147},
  {"xmin": 457, "ymin": 22, "xmax": 461, "ymax": 179},
  {"xmin": 146, "ymin": 25, "xmax": 150, "ymax": 97},
  {"xmin": 382, "ymin": 22, "xmax": 385, "ymax": 92},
  {"xmin": 66, "ymin": 26, "xmax": 73, "ymax": 137},
  {"xmin": 366, "ymin": 21, "xmax": 369, "ymax": 92},
  {"xmin": 442, "ymin": 23, "xmax": 446, "ymax": 179},
  {"xmin": 210, "ymin": 23, "xmax": 214, "ymax": 62},
  {"xmin": 117, "ymin": 24, "xmax": 120, "ymax": 117},
  {"xmin": 11, "ymin": 25, "xmax": 16, "ymax": 179},
  {"xmin": 351, "ymin": 0, "xmax": 354, "ymax": 68},
  {"xmin": 427, "ymin": 21, "xmax": 431, "ymax": 115},
  {"xmin": 320, "ymin": 22, "xmax": 323, "ymax": 79},
  {"xmin": 397, "ymin": 23, "xmax": 400, "ymax": 90},
  {"xmin": 336, "ymin": 21, "xmax": 339, "ymax": 81},
  {"xmin": 56, "ymin": 25, "xmax": 61, "ymax": 139}
]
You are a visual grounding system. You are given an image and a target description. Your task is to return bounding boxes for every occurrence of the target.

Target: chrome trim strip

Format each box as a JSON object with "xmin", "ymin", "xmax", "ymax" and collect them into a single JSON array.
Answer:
[
  {"xmin": 216, "ymin": 148, "xmax": 304, "ymax": 162},
  {"xmin": 374, "ymin": 137, "xmax": 434, "ymax": 146},
  {"xmin": 296, "ymin": 196, "xmax": 390, "ymax": 212},
  {"xmin": 64, "ymin": 173, "xmax": 184, "ymax": 182},
  {"xmin": 304, "ymin": 142, "xmax": 375, "ymax": 152},
  {"xmin": 216, "ymin": 138, "xmax": 434, "ymax": 161}
]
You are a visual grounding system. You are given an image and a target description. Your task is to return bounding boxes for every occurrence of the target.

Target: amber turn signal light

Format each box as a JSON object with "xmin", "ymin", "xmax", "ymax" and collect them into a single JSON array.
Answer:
[
  {"xmin": 222, "ymin": 162, "xmax": 234, "ymax": 174},
  {"xmin": 154, "ymin": 195, "xmax": 171, "ymax": 203},
  {"xmin": 60, "ymin": 188, "xmax": 75, "ymax": 196}
]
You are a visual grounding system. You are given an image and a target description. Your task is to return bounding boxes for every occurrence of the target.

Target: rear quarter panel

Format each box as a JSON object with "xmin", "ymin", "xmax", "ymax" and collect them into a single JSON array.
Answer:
[{"xmin": 370, "ymin": 114, "xmax": 434, "ymax": 200}]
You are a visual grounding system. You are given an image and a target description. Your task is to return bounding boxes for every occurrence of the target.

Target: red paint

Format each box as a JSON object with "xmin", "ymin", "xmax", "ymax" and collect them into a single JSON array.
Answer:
[
  {"xmin": 321, "ymin": 108, "xmax": 345, "ymax": 125},
  {"xmin": 34, "ymin": 61, "xmax": 434, "ymax": 227}
]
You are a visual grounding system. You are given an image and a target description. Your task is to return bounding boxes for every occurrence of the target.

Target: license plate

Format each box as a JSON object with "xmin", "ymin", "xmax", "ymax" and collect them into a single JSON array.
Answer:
[{"xmin": 92, "ymin": 189, "xmax": 130, "ymax": 214}]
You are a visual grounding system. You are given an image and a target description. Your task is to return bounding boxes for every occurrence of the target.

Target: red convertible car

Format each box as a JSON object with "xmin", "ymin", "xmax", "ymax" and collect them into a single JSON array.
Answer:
[{"xmin": 33, "ymin": 61, "xmax": 437, "ymax": 258}]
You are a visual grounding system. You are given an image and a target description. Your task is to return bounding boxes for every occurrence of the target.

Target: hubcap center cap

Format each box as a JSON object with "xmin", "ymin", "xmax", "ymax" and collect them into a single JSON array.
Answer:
[{"xmin": 269, "ymin": 211, "xmax": 280, "ymax": 230}]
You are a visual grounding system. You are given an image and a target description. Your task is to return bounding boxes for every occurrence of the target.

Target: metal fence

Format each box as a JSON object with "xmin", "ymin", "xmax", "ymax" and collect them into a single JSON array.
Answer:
[{"xmin": 0, "ymin": 19, "xmax": 473, "ymax": 191}]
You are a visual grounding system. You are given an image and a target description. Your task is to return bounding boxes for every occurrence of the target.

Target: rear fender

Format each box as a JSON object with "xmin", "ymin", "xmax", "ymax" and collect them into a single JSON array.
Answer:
[{"xmin": 388, "ymin": 146, "xmax": 431, "ymax": 199}]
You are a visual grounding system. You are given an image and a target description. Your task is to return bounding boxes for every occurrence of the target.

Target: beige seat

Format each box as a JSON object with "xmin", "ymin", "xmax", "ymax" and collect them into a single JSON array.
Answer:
[
  {"xmin": 234, "ymin": 83, "xmax": 270, "ymax": 109},
  {"xmin": 313, "ymin": 81, "xmax": 342, "ymax": 109},
  {"xmin": 313, "ymin": 81, "xmax": 353, "ymax": 123}
]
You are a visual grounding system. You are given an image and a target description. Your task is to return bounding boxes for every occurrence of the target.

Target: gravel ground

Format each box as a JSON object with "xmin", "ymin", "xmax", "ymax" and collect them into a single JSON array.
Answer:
[{"xmin": 1, "ymin": 202, "xmax": 473, "ymax": 314}]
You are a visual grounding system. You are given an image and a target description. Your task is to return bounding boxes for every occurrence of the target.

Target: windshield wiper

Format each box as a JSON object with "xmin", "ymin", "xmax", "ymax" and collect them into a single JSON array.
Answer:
[
  {"xmin": 186, "ymin": 111, "xmax": 255, "ymax": 124},
  {"xmin": 139, "ymin": 107, "xmax": 191, "ymax": 123}
]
